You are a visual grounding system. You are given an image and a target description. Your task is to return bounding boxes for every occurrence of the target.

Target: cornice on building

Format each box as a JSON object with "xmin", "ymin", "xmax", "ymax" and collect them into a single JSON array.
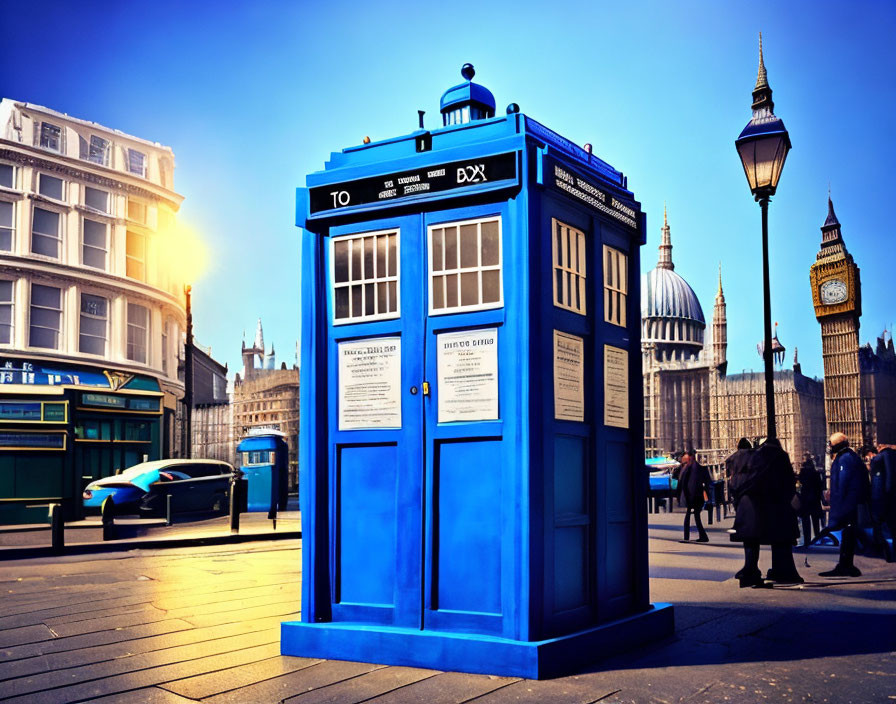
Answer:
[{"xmin": 0, "ymin": 143, "xmax": 183, "ymax": 210}]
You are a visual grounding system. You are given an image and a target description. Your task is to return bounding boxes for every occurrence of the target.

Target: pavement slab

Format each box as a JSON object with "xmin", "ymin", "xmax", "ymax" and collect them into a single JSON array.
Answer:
[
  {"xmin": 161, "ymin": 654, "xmax": 322, "ymax": 699},
  {"xmin": 203, "ymin": 661, "xmax": 383, "ymax": 704},
  {"xmin": 280, "ymin": 666, "xmax": 440, "ymax": 704},
  {"xmin": 359, "ymin": 671, "xmax": 518, "ymax": 704}
]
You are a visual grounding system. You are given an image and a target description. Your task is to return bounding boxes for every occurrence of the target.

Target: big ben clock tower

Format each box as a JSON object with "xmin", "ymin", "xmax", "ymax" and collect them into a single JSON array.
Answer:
[{"xmin": 810, "ymin": 196, "xmax": 866, "ymax": 445}]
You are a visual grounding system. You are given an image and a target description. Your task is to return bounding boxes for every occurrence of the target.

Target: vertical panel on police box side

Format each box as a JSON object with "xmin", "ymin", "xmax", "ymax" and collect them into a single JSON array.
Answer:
[
  {"xmin": 337, "ymin": 443, "xmax": 398, "ymax": 606},
  {"xmin": 433, "ymin": 438, "xmax": 502, "ymax": 615},
  {"xmin": 553, "ymin": 434, "xmax": 588, "ymax": 613},
  {"xmin": 604, "ymin": 439, "xmax": 634, "ymax": 599}
]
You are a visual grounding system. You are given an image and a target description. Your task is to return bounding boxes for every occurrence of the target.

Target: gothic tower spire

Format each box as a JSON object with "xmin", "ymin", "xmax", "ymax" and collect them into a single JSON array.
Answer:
[
  {"xmin": 657, "ymin": 203, "xmax": 674, "ymax": 270},
  {"xmin": 712, "ymin": 261, "xmax": 728, "ymax": 374}
]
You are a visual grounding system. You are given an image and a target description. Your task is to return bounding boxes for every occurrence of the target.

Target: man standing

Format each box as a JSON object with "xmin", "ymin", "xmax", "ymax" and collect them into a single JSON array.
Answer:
[
  {"xmin": 821, "ymin": 432, "xmax": 870, "ymax": 577},
  {"xmin": 678, "ymin": 449, "xmax": 711, "ymax": 543}
]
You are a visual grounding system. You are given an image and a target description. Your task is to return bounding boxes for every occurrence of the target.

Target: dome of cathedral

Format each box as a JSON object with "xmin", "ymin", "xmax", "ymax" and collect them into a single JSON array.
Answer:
[
  {"xmin": 640, "ymin": 208, "xmax": 706, "ymax": 362},
  {"xmin": 641, "ymin": 267, "xmax": 705, "ymax": 324}
]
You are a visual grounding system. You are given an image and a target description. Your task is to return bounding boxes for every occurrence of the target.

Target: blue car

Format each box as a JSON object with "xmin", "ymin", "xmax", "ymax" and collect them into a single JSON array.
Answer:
[{"xmin": 83, "ymin": 459, "xmax": 233, "ymax": 515}]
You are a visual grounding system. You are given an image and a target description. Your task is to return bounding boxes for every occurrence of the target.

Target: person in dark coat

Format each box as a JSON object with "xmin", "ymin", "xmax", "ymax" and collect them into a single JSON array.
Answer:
[
  {"xmin": 821, "ymin": 432, "xmax": 871, "ymax": 577},
  {"xmin": 678, "ymin": 449, "xmax": 711, "ymax": 542},
  {"xmin": 797, "ymin": 452, "xmax": 824, "ymax": 547},
  {"xmin": 729, "ymin": 437, "xmax": 803, "ymax": 587},
  {"xmin": 726, "ymin": 438, "xmax": 755, "ymax": 582},
  {"xmin": 869, "ymin": 445, "xmax": 896, "ymax": 562}
]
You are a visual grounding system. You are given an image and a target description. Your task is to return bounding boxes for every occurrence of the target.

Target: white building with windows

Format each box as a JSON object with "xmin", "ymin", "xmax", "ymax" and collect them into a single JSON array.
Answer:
[{"xmin": 0, "ymin": 98, "xmax": 187, "ymax": 457}]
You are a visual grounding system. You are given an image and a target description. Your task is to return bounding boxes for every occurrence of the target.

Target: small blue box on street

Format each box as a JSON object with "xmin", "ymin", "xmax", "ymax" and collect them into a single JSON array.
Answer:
[{"xmin": 284, "ymin": 65, "xmax": 673, "ymax": 679}]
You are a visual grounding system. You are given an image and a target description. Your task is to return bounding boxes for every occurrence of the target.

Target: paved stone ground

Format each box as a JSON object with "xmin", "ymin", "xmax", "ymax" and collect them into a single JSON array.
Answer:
[{"xmin": 0, "ymin": 511, "xmax": 894, "ymax": 703}]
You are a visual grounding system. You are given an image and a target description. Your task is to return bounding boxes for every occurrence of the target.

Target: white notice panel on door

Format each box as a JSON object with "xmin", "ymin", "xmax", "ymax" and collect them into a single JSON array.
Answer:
[
  {"xmin": 603, "ymin": 344, "xmax": 629, "ymax": 429},
  {"xmin": 436, "ymin": 328, "xmax": 499, "ymax": 423},
  {"xmin": 554, "ymin": 331, "xmax": 584, "ymax": 421},
  {"xmin": 338, "ymin": 337, "xmax": 402, "ymax": 430}
]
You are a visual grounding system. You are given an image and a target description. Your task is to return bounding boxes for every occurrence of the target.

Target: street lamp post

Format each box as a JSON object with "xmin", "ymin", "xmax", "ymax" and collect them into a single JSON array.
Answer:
[
  {"xmin": 735, "ymin": 34, "xmax": 791, "ymax": 442},
  {"xmin": 184, "ymin": 284, "xmax": 194, "ymax": 458}
]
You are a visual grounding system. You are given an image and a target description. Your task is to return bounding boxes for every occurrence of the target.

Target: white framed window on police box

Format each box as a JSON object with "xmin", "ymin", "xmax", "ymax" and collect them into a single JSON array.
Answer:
[
  {"xmin": 330, "ymin": 228, "xmax": 399, "ymax": 324},
  {"xmin": 428, "ymin": 215, "xmax": 502, "ymax": 314},
  {"xmin": 552, "ymin": 218, "xmax": 586, "ymax": 315},
  {"xmin": 603, "ymin": 245, "xmax": 628, "ymax": 327}
]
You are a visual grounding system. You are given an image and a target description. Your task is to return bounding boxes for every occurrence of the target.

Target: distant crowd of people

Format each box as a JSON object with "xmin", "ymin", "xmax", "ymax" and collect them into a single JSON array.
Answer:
[{"xmin": 671, "ymin": 432, "xmax": 896, "ymax": 588}]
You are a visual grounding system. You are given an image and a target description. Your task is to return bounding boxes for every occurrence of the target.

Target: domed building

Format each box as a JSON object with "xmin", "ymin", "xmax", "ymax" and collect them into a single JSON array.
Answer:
[
  {"xmin": 641, "ymin": 207, "xmax": 705, "ymax": 363},
  {"xmin": 641, "ymin": 209, "xmax": 714, "ymax": 455}
]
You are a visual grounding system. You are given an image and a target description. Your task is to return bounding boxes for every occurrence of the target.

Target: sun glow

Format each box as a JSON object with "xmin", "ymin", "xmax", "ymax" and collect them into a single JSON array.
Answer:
[{"xmin": 156, "ymin": 220, "xmax": 210, "ymax": 290}]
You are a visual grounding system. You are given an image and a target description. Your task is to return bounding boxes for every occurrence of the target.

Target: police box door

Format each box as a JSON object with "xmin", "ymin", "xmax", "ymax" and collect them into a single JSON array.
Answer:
[
  {"xmin": 421, "ymin": 204, "xmax": 509, "ymax": 636},
  {"xmin": 325, "ymin": 214, "xmax": 424, "ymax": 628}
]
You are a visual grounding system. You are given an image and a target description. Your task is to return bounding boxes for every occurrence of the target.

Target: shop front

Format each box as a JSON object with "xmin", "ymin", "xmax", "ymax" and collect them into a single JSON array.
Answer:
[{"xmin": 0, "ymin": 359, "xmax": 163, "ymax": 523}]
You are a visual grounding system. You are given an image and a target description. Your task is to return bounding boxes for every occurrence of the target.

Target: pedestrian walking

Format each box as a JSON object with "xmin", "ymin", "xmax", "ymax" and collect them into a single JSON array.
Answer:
[
  {"xmin": 729, "ymin": 437, "xmax": 803, "ymax": 587},
  {"xmin": 869, "ymin": 444, "xmax": 896, "ymax": 562},
  {"xmin": 797, "ymin": 452, "xmax": 824, "ymax": 547},
  {"xmin": 678, "ymin": 449, "xmax": 711, "ymax": 543},
  {"xmin": 820, "ymin": 432, "xmax": 871, "ymax": 577}
]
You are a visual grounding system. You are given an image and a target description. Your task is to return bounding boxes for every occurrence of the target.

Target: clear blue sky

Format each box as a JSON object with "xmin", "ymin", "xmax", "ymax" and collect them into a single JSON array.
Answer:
[{"xmin": 2, "ymin": 0, "xmax": 894, "ymax": 379}]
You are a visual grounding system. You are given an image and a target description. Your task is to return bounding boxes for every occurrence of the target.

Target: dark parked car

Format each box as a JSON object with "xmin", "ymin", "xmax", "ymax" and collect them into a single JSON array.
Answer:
[{"xmin": 138, "ymin": 460, "xmax": 234, "ymax": 516}]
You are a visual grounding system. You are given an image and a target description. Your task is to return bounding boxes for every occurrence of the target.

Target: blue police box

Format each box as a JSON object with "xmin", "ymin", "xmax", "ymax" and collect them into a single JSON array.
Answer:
[{"xmin": 283, "ymin": 65, "xmax": 673, "ymax": 679}]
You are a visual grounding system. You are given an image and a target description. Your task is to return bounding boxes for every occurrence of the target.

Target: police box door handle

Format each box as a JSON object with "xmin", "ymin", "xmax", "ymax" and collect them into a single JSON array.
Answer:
[{"xmin": 422, "ymin": 381, "xmax": 431, "ymax": 396}]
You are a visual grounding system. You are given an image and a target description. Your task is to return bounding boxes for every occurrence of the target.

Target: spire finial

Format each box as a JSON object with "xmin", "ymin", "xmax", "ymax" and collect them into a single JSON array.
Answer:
[
  {"xmin": 717, "ymin": 261, "xmax": 723, "ymax": 296},
  {"xmin": 751, "ymin": 32, "xmax": 774, "ymax": 112},
  {"xmin": 657, "ymin": 204, "xmax": 674, "ymax": 270},
  {"xmin": 755, "ymin": 32, "xmax": 768, "ymax": 90},
  {"xmin": 823, "ymin": 188, "xmax": 840, "ymax": 229}
]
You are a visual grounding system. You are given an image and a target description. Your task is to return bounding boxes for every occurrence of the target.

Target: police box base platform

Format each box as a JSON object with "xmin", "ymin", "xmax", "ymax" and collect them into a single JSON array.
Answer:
[{"xmin": 281, "ymin": 603, "xmax": 673, "ymax": 680}]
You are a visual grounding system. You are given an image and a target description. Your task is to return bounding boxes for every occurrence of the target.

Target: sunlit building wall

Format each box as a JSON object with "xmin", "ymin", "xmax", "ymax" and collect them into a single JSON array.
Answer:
[{"xmin": 0, "ymin": 99, "xmax": 187, "ymax": 458}]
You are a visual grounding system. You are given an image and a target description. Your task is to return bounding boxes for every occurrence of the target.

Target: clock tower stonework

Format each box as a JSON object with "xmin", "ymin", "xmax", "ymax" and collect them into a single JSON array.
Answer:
[{"xmin": 810, "ymin": 197, "xmax": 866, "ymax": 445}]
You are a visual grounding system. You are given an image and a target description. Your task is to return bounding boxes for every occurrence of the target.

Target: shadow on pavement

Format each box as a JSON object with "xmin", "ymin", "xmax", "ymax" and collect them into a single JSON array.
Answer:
[{"xmin": 587, "ymin": 604, "xmax": 896, "ymax": 673}]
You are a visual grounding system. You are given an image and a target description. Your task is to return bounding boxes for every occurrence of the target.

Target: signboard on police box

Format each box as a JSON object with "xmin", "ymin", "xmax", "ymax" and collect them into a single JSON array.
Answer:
[{"xmin": 309, "ymin": 152, "xmax": 517, "ymax": 214}]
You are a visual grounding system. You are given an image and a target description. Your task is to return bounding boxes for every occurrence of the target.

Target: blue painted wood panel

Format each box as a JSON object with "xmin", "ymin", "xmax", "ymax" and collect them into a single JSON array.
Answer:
[
  {"xmin": 432, "ymin": 438, "xmax": 502, "ymax": 616},
  {"xmin": 337, "ymin": 443, "xmax": 398, "ymax": 607}
]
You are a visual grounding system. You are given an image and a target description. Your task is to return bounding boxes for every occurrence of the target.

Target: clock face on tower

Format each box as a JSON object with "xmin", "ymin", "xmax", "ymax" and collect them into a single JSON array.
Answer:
[{"xmin": 820, "ymin": 278, "xmax": 848, "ymax": 305}]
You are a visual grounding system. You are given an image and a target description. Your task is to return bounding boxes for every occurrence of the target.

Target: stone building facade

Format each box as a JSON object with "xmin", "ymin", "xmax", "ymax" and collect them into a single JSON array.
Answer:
[
  {"xmin": 0, "ymin": 99, "xmax": 189, "ymax": 519},
  {"xmin": 232, "ymin": 320, "xmax": 299, "ymax": 489},
  {"xmin": 189, "ymin": 343, "xmax": 233, "ymax": 464}
]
